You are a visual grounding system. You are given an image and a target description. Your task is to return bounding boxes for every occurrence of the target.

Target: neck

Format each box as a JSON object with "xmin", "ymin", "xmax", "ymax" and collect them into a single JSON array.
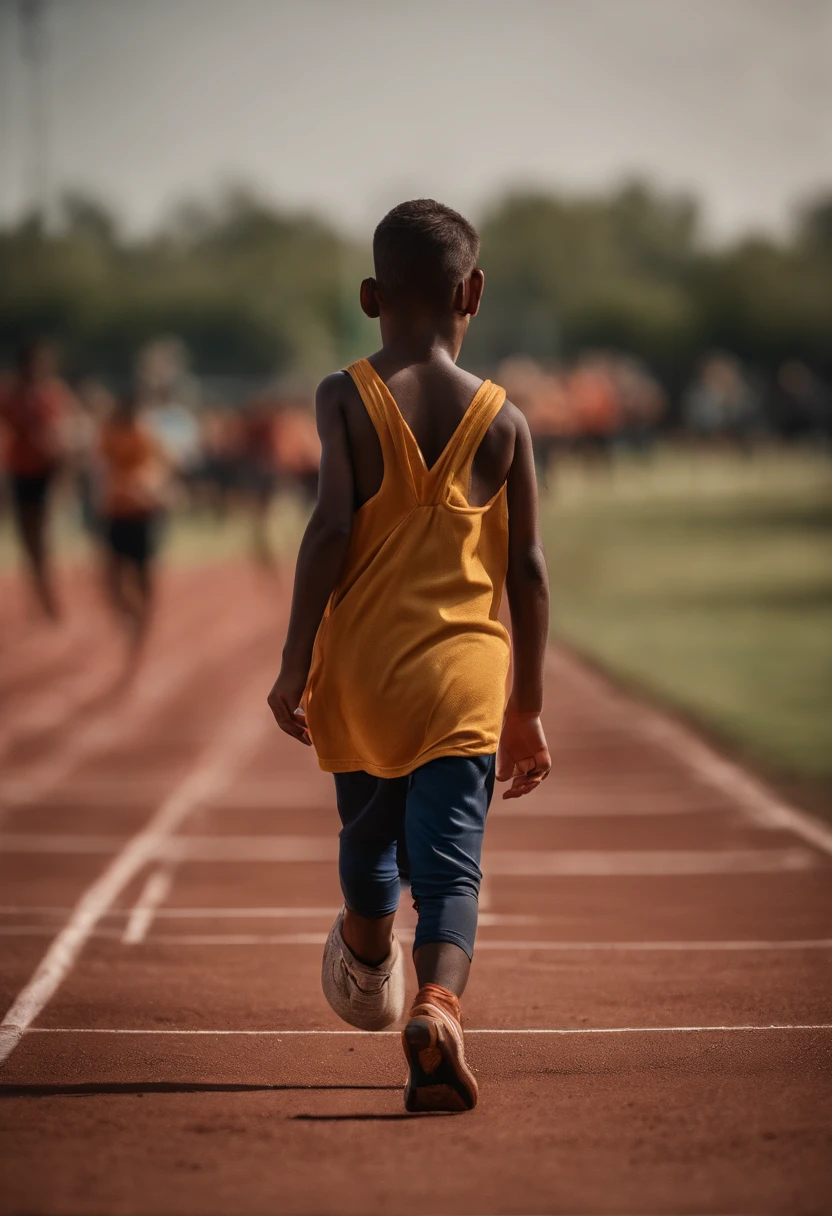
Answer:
[{"xmin": 378, "ymin": 312, "xmax": 467, "ymax": 365}]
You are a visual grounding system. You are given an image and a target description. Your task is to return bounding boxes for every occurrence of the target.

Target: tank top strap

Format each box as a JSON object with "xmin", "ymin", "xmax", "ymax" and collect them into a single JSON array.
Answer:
[
  {"xmin": 427, "ymin": 381, "xmax": 507, "ymax": 502},
  {"xmin": 345, "ymin": 359, "xmax": 423, "ymax": 496}
]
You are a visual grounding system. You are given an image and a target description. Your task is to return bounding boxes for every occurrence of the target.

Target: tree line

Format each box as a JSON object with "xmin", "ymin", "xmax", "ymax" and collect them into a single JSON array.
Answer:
[{"xmin": 1, "ymin": 180, "xmax": 830, "ymax": 395}]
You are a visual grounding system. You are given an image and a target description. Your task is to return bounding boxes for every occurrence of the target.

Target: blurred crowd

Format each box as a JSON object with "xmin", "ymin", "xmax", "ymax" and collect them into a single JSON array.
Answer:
[
  {"xmin": 0, "ymin": 340, "xmax": 321, "ymax": 529},
  {"xmin": 498, "ymin": 352, "xmax": 831, "ymax": 485},
  {"xmin": 2, "ymin": 337, "xmax": 829, "ymax": 635},
  {"xmin": 0, "ymin": 339, "xmax": 320, "ymax": 643}
]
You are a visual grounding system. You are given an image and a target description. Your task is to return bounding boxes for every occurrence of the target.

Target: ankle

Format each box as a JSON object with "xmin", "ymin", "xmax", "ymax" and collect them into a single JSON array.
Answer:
[
  {"xmin": 411, "ymin": 982, "xmax": 462, "ymax": 1022},
  {"xmin": 341, "ymin": 910, "xmax": 393, "ymax": 968}
]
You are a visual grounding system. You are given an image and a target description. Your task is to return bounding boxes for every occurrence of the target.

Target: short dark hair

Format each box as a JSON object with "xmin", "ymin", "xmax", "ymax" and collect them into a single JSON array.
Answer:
[{"xmin": 373, "ymin": 199, "xmax": 480, "ymax": 306}]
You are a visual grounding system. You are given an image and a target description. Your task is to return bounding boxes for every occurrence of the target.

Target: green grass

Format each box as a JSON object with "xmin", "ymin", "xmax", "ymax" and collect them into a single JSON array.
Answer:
[{"xmin": 541, "ymin": 447, "xmax": 832, "ymax": 783}]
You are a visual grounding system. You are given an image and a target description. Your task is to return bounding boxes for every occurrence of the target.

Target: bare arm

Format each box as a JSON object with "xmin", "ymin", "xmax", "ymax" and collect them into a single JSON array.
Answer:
[
  {"xmin": 497, "ymin": 409, "xmax": 552, "ymax": 797},
  {"xmin": 267, "ymin": 374, "xmax": 355, "ymax": 743},
  {"xmin": 505, "ymin": 411, "xmax": 549, "ymax": 713}
]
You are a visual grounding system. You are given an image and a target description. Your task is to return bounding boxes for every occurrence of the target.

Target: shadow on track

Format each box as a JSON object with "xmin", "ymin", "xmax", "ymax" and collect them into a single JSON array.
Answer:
[
  {"xmin": 293, "ymin": 1113, "xmax": 443, "ymax": 1121},
  {"xmin": 0, "ymin": 1082, "xmax": 401, "ymax": 1098}
]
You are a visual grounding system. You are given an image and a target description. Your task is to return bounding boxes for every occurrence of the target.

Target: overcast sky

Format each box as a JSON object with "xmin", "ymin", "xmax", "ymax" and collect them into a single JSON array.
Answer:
[{"xmin": 0, "ymin": 0, "xmax": 830, "ymax": 241}]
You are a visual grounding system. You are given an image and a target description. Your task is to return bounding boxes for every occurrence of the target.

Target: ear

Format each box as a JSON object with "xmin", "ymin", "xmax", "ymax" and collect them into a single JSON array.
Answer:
[
  {"xmin": 458, "ymin": 269, "xmax": 485, "ymax": 317},
  {"xmin": 360, "ymin": 277, "xmax": 381, "ymax": 319}
]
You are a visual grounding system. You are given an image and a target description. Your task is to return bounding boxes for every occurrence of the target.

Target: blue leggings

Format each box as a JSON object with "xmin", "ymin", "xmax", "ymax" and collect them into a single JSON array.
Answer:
[{"xmin": 334, "ymin": 754, "xmax": 495, "ymax": 960}]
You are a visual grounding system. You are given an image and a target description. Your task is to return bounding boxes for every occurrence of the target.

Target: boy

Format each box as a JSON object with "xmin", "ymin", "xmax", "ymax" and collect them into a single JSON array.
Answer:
[
  {"xmin": 268, "ymin": 200, "xmax": 550, "ymax": 1112},
  {"xmin": 97, "ymin": 394, "xmax": 168, "ymax": 658}
]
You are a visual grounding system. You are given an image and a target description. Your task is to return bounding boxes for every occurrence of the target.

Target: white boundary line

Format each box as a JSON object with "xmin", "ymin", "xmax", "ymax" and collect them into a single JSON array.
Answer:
[
  {"xmin": 549, "ymin": 648, "xmax": 832, "ymax": 856},
  {"xmin": 96, "ymin": 934, "xmax": 832, "ymax": 950},
  {"xmin": 22, "ymin": 1023, "xmax": 832, "ymax": 1036},
  {"xmin": 0, "ymin": 685, "xmax": 270, "ymax": 1067},
  {"xmin": 1, "ymin": 925, "xmax": 829, "ymax": 952},
  {"xmin": 0, "ymin": 835, "xmax": 820, "ymax": 875},
  {"xmin": 0, "ymin": 905, "xmax": 342, "ymax": 919},
  {"xmin": 121, "ymin": 867, "xmax": 175, "ymax": 945}
]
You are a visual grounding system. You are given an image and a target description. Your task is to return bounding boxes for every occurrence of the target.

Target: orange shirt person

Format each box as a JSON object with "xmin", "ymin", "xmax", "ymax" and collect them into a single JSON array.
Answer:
[
  {"xmin": 267, "ymin": 200, "xmax": 551, "ymax": 1113},
  {"xmin": 0, "ymin": 341, "xmax": 73, "ymax": 619},
  {"xmin": 98, "ymin": 397, "xmax": 168, "ymax": 654},
  {"xmin": 273, "ymin": 405, "xmax": 321, "ymax": 502}
]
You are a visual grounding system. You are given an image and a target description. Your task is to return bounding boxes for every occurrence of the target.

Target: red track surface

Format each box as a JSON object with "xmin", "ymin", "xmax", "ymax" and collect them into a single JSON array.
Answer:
[{"xmin": 0, "ymin": 563, "xmax": 830, "ymax": 1215}]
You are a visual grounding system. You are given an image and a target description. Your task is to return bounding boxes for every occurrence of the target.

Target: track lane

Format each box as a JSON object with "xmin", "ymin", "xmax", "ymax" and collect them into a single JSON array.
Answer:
[{"xmin": 0, "ymin": 564, "xmax": 830, "ymax": 1214}]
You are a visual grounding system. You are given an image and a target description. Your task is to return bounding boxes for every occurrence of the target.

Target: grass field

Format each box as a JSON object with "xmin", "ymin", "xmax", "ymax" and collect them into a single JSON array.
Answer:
[
  {"xmin": 3, "ymin": 447, "xmax": 830, "ymax": 787},
  {"xmin": 541, "ymin": 447, "xmax": 832, "ymax": 785}
]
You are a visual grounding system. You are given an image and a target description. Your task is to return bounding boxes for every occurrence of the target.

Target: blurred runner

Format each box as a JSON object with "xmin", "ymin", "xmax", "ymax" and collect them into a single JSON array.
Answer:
[
  {"xmin": 683, "ymin": 354, "xmax": 761, "ymax": 449},
  {"xmin": 193, "ymin": 407, "xmax": 240, "ymax": 517},
  {"xmin": 0, "ymin": 340, "xmax": 74, "ymax": 620},
  {"xmin": 69, "ymin": 378, "xmax": 113, "ymax": 538},
  {"xmin": 97, "ymin": 393, "xmax": 168, "ymax": 658},
  {"xmin": 569, "ymin": 358, "xmax": 622, "ymax": 466},
  {"xmin": 240, "ymin": 397, "xmax": 279, "ymax": 566},
  {"xmin": 274, "ymin": 402, "xmax": 321, "ymax": 503},
  {"xmin": 145, "ymin": 386, "xmax": 202, "ymax": 493}
]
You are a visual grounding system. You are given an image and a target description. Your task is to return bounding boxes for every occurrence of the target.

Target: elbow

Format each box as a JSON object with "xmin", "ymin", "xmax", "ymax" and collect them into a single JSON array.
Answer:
[{"xmin": 509, "ymin": 542, "xmax": 549, "ymax": 590}]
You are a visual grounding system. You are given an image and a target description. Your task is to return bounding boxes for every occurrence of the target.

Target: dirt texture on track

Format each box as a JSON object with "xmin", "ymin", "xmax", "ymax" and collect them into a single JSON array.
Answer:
[{"xmin": 0, "ymin": 562, "xmax": 830, "ymax": 1216}]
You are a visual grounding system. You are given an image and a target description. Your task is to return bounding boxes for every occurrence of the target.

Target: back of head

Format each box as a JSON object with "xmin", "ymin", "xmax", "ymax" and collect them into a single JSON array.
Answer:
[{"xmin": 373, "ymin": 199, "xmax": 480, "ymax": 311}]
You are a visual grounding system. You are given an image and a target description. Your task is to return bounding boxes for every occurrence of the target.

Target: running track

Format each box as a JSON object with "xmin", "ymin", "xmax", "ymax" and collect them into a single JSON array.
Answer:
[{"xmin": 0, "ymin": 563, "xmax": 830, "ymax": 1214}]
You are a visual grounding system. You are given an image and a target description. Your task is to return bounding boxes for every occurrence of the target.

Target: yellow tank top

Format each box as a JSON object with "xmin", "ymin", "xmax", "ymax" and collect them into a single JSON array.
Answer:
[{"xmin": 304, "ymin": 358, "xmax": 511, "ymax": 777}]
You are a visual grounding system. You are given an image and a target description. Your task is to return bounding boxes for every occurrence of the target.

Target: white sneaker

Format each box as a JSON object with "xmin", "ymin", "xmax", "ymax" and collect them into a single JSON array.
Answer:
[{"xmin": 321, "ymin": 909, "xmax": 406, "ymax": 1031}]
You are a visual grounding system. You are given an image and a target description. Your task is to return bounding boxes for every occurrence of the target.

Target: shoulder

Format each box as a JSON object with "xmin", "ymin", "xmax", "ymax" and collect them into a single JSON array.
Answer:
[
  {"xmin": 489, "ymin": 388, "xmax": 528, "ymax": 449},
  {"xmin": 314, "ymin": 371, "xmax": 361, "ymax": 435},
  {"xmin": 315, "ymin": 371, "xmax": 360, "ymax": 411},
  {"xmin": 313, "ymin": 367, "xmax": 362, "ymax": 420}
]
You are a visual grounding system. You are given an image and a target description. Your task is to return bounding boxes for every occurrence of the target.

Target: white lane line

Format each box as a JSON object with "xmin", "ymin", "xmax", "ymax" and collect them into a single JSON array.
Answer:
[
  {"xmin": 0, "ymin": 909, "xmax": 535, "ymax": 924},
  {"xmin": 112, "ymin": 934, "xmax": 832, "ymax": 950},
  {"xmin": 23, "ymin": 1024, "xmax": 832, "ymax": 1036},
  {"xmin": 475, "ymin": 938, "xmax": 832, "ymax": 951},
  {"xmin": 152, "ymin": 933, "xmax": 330, "ymax": 946},
  {"xmin": 487, "ymin": 847, "xmax": 819, "ymax": 876},
  {"xmin": 151, "ymin": 906, "xmax": 346, "ymax": 919},
  {"xmin": 490, "ymin": 799, "xmax": 734, "ymax": 818},
  {"xmin": 2, "ymin": 926, "xmax": 828, "ymax": 952},
  {"xmin": 166, "ymin": 844, "xmax": 800, "ymax": 875},
  {"xmin": 0, "ymin": 685, "xmax": 270, "ymax": 1067},
  {"xmin": 550, "ymin": 648, "xmax": 832, "ymax": 856},
  {"xmin": 206, "ymin": 787, "xmax": 719, "ymax": 816},
  {"xmin": 121, "ymin": 867, "xmax": 175, "ymax": 945},
  {"xmin": 1, "ymin": 835, "xmax": 820, "ymax": 875},
  {"xmin": 0, "ymin": 780, "xmax": 722, "ymax": 818},
  {"xmin": 0, "ymin": 834, "xmax": 130, "ymax": 854},
  {"xmin": 0, "ymin": 905, "xmax": 340, "ymax": 919}
]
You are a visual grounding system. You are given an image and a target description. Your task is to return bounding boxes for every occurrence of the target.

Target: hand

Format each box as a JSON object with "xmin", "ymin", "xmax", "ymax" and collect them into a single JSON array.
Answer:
[
  {"xmin": 496, "ymin": 710, "xmax": 551, "ymax": 799},
  {"xmin": 267, "ymin": 667, "xmax": 312, "ymax": 746}
]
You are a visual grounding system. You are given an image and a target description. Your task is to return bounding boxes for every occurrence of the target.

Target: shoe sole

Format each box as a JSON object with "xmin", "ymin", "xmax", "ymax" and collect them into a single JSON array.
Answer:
[{"xmin": 402, "ymin": 1016, "xmax": 478, "ymax": 1113}]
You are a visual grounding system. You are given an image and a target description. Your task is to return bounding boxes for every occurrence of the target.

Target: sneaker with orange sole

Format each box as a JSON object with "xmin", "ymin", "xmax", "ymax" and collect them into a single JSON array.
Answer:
[{"xmin": 402, "ymin": 983, "xmax": 478, "ymax": 1112}]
